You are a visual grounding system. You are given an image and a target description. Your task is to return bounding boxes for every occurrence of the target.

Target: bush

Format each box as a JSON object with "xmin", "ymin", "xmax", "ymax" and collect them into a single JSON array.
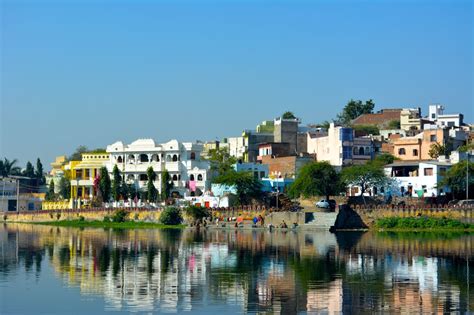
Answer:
[
  {"xmin": 78, "ymin": 215, "xmax": 85, "ymax": 222},
  {"xmin": 159, "ymin": 207, "xmax": 183, "ymax": 225},
  {"xmin": 375, "ymin": 217, "xmax": 471, "ymax": 229},
  {"xmin": 103, "ymin": 215, "xmax": 111, "ymax": 222},
  {"xmin": 111, "ymin": 209, "xmax": 128, "ymax": 223}
]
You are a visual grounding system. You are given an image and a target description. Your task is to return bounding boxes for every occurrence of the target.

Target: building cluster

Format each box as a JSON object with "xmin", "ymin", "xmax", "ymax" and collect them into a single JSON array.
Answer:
[{"xmin": 2, "ymin": 103, "xmax": 471, "ymax": 211}]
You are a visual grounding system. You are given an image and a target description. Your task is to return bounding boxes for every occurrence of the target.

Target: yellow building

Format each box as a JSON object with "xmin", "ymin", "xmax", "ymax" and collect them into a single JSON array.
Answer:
[{"xmin": 67, "ymin": 153, "xmax": 109, "ymax": 207}]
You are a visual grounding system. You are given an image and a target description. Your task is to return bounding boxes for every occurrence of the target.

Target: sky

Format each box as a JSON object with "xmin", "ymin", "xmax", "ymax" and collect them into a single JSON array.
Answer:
[{"xmin": 1, "ymin": 0, "xmax": 473, "ymax": 170}]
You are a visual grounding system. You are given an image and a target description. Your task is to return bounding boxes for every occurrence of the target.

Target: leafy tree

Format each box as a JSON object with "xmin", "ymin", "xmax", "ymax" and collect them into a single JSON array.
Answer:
[
  {"xmin": 440, "ymin": 161, "xmax": 474, "ymax": 199},
  {"xmin": 35, "ymin": 158, "xmax": 45, "ymax": 184},
  {"xmin": 58, "ymin": 176, "xmax": 71, "ymax": 199},
  {"xmin": 23, "ymin": 161, "xmax": 35, "ymax": 178},
  {"xmin": 111, "ymin": 165, "xmax": 122, "ymax": 201},
  {"xmin": 146, "ymin": 166, "xmax": 158, "ymax": 202},
  {"xmin": 1, "ymin": 158, "xmax": 21, "ymax": 176},
  {"xmin": 336, "ymin": 99, "xmax": 375, "ymax": 126},
  {"xmin": 161, "ymin": 169, "xmax": 173, "ymax": 200},
  {"xmin": 69, "ymin": 145, "xmax": 88, "ymax": 161},
  {"xmin": 205, "ymin": 147, "xmax": 237, "ymax": 177},
  {"xmin": 341, "ymin": 163, "xmax": 387, "ymax": 204},
  {"xmin": 388, "ymin": 120, "xmax": 401, "ymax": 129},
  {"xmin": 282, "ymin": 111, "xmax": 297, "ymax": 119},
  {"xmin": 88, "ymin": 148, "xmax": 106, "ymax": 153},
  {"xmin": 288, "ymin": 161, "xmax": 344, "ymax": 200},
  {"xmin": 45, "ymin": 179, "xmax": 56, "ymax": 201},
  {"xmin": 352, "ymin": 124, "xmax": 380, "ymax": 136},
  {"xmin": 184, "ymin": 205, "xmax": 210, "ymax": 222},
  {"xmin": 428, "ymin": 142, "xmax": 447, "ymax": 159},
  {"xmin": 372, "ymin": 153, "xmax": 398, "ymax": 166},
  {"xmin": 99, "ymin": 167, "xmax": 111, "ymax": 202},
  {"xmin": 213, "ymin": 170, "xmax": 262, "ymax": 205},
  {"xmin": 159, "ymin": 207, "xmax": 183, "ymax": 225}
]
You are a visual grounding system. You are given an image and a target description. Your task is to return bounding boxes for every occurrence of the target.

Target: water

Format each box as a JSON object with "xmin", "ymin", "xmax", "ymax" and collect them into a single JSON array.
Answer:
[{"xmin": 0, "ymin": 224, "xmax": 473, "ymax": 314}]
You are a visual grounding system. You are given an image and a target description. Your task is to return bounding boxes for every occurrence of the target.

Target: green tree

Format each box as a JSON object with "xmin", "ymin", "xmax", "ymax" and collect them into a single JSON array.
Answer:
[
  {"xmin": 161, "ymin": 169, "xmax": 173, "ymax": 200},
  {"xmin": 99, "ymin": 167, "xmax": 111, "ymax": 202},
  {"xmin": 336, "ymin": 99, "xmax": 375, "ymax": 126},
  {"xmin": 428, "ymin": 142, "xmax": 447, "ymax": 159},
  {"xmin": 184, "ymin": 205, "xmax": 210, "ymax": 222},
  {"xmin": 58, "ymin": 176, "xmax": 71, "ymax": 199},
  {"xmin": 23, "ymin": 161, "xmax": 35, "ymax": 178},
  {"xmin": 352, "ymin": 124, "xmax": 380, "ymax": 136},
  {"xmin": 1, "ymin": 158, "xmax": 21, "ymax": 176},
  {"xmin": 288, "ymin": 161, "xmax": 344, "ymax": 200},
  {"xmin": 159, "ymin": 207, "xmax": 183, "ymax": 225},
  {"xmin": 205, "ymin": 147, "xmax": 237, "ymax": 177},
  {"xmin": 282, "ymin": 111, "xmax": 297, "ymax": 119},
  {"xmin": 69, "ymin": 145, "xmax": 88, "ymax": 161},
  {"xmin": 45, "ymin": 179, "xmax": 56, "ymax": 201},
  {"xmin": 146, "ymin": 166, "xmax": 158, "ymax": 202},
  {"xmin": 213, "ymin": 170, "xmax": 262, "ymax": 205},
  {"xmin": 440, "ymin": 161, "xmax": 474, "ymax": 199},
  {"xmin": 111, "ymin": 165, "xmax": 122, "ymax": 201},
  {"xmin": 388, "ymin": 120, "xmax": 401, "ymax": 129},
  {"xmin": 35, "ymin": 158, "xmax": 45, "ymax": 184},
  {"xmin": 341, "ymin": 163, "xmax": 386, "ymax": 204},
  {"xmin": 372, "ymin": 153, "xmax": 398, "ymax": 166}
]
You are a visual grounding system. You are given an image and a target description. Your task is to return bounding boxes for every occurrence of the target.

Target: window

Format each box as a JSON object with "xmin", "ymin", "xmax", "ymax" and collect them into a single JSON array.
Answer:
[
  {"xmin": 139, "ymin": 154, "xmax": 149, "ymax": 162},
  {"xmin": 359, "ymin": 147, "xmax": 365, "ymax": 155},
  {"xmin": 424, "ymin": 168, "xmax": 433, "ymax": 176},
  {"xmin": 431, "ymin": 113, "xmax": 436, "ymax": 119},
  {"xmin": 413, "ymin": 149, "xmax": 418, "ymax": 156},
  {"xmin": 117, "ymin": 156, "xmax": 123, "ymax": 163},
  {"xmin": 190, "ymin": 152, "xmax": 196, "ymax": 160},
  {"xmin": 151, "ymin": 154, "xmax": 159, "ymax": 162},
  {"xmin": 353, "ymin": 147, "xmax": 358, "ymax": 155},
  {"xmin": 260, "ymin": 171, "xmax": 266, "ymax": 178},
  {"xmin": 422, "ymin": 185, "xmax": 427, "ymax": 193},
  {"xmin": 254, "ymin": 171, "xmax": 258, "ymax": 179},
  {"xmin": 172, "ymin": 174, "xmax": 178, "ymax": 181},
  {"xmin": 172, "ymin": 154, "xmax": 178, "ymax": 162},
  {"xmin": 76, "ymin": 169, "xmax": 83, "ymax": 179},
  {"xmin": 190, "ymin": 174, "xmax": 195, "ymax": 181},
  {"xmin": 197, "ymin": 174, "xmax": 203, "ymax": 181},
  {"xmin": 139, "ymin": 174, "xmax": 148, "ymax": 181},
  {"xmin": 398, "ymin": 148, "xmax": 406, "ymax": 155},
  {"xmin": 447, "ymin": 122, "xmax": 454, "ymax": 127},
  {"xmin": 365, "ymin": 147, "xmax": 370, "ymax": 154},
  {"xmin": 430, "ymin": 135, "xmax": 437, "ymax": 142},
  {"xmin": 85, "ymin": 169, "xmax": 90, "ymax": 178},
  {"xmin": 440, "ymin": 167, "xmax": 447, "ymax": 176}
]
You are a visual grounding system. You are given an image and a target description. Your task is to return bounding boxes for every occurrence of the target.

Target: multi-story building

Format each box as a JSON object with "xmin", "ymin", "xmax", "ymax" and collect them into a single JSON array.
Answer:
[
  {"xmin": 106, "ymin": 139, "xmax": 211, "ymax": 198},
  {"xmin": 384, "ymin": 161, "xmax": 452, "ymax": 197},
  {"xmin": 306, "ymin": 123, "xmax": 374, "ymax": 168},
  {"xmin": 400, "ymin": 108, "xmax": 423, "ymax": 131},
  {"xmin": 68, "ymin": 152, "xmax": 109, "ymax": 206},
  {"xmin": 426, "ymin": 104, "xmax": 463, "ymax": 128}
]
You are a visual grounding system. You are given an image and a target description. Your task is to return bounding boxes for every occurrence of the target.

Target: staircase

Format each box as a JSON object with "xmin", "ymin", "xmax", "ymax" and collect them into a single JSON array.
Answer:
[{"xmin": 305, "ymin": 212, "xmax": 338, "ymax": 229}]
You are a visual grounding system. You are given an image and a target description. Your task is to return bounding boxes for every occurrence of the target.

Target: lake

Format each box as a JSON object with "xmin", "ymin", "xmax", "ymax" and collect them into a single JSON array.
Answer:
[{"xmin": 0, "ymin": 224, "xmax": 473, "ymax": 314}]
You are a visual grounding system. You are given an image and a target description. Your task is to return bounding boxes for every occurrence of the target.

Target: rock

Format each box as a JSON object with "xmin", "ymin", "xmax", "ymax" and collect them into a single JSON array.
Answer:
[{"xmin": 330, "ymin": 204, "xmax": 367, "ymax": 231}]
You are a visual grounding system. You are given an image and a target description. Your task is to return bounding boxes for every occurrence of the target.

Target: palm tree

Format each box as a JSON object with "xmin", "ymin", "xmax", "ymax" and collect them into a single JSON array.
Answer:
[{"xmin": 1, "ymin": 158, "xmax": 21, "ymax": 176}]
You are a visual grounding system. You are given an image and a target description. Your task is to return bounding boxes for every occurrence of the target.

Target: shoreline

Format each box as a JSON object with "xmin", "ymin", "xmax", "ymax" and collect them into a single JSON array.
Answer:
[{"xmin": 15, "ymin": 220, "xmax": 186, "ymax": 229}]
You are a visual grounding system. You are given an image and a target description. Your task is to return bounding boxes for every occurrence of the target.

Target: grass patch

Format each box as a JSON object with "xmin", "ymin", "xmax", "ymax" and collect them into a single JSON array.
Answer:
[
  {"xmin": 375, "ymin": 217, "xmax": 474, "ymax": 231},
  {"xmin": 32, "ymin": 220, "xmax": 185, "ymax": 229}
]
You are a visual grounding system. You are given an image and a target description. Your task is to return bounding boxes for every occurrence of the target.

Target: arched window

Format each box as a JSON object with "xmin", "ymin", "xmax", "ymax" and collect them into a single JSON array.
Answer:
[
  {"xmin": 190, "ymin": 152, "xmax": 196, "ymax": 160},
  {"xmin": 128, "ymin": 154, "xmax": 135, "ymax": 163},
  {"xmin": 139, "ymin": 154, "xmax": 149, "ymax": 162},
  {"xmin": 353, "ymin": 147, "xmax": 358, "ymax": 155},
  {"xmin": 139, "ymin": 174, "xmax": 148, "ymax": 181},
  {"xmin": 151, "ymin": 154, "xmax": 159, "ymax": 162},
  {"xmin": 172, "ymin": 154, "xmax": 178, "ymax": 162},
  {"xmin": 190, "ymin": 174, "xmax": 195, "ymax": 181},
  {"xmin": 172, "ymin": 174, "xmax": 178, "ymax": 181},
  {"xmin": 117, "ymin": 156, "xmax": 123, "ymax": 163},
  {"xmin": 127, "ymin": 174, "xmax": 135, "ymax": 182},
  {"xmin": 398, "ymin": 148, "xmax": 406, "ymax": 155},
  {"xmin": 359, "ymin": 147, "xmax": 365, "ymax": 155},
  {"xmin": 413, "ymin": 149, "xmax": 418, "ymax": 156},
  {"xmin": 197, "ymin": 174, "xmax": 203, "ymax": 181},
  {"xmin": 166, "ymin": 155, "xmax": 172, "ymax": 162}
]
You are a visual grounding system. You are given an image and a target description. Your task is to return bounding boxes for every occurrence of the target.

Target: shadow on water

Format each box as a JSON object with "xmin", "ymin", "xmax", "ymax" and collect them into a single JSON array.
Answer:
[{"xmin": 0, "ymin": 224, "xmax": 473, "ymax": 314}]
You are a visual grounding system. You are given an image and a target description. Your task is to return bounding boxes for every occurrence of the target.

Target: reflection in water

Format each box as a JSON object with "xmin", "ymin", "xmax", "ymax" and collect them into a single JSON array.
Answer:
[{"xmin": 0, "ymin": 224, "xmax": 473, "ymax": 314}]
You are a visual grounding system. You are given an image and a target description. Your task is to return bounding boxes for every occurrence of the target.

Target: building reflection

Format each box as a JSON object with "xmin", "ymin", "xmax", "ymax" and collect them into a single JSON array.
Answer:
[{"xmin": 0, "ymin": 224, "xmax": 472, "ymax": 313}]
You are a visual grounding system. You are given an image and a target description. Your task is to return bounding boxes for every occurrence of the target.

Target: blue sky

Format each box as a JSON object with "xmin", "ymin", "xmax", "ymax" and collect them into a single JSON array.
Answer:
[{"xmin": 1, "ymin": 0, "xmax": 472, "ymax": 169}]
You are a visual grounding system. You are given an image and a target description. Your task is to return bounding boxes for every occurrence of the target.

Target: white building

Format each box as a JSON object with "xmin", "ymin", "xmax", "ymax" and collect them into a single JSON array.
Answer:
[
  {"xmin": 384, "ymin": 161, "xmax": 452, "ymax": 197},
  {"xmin": 106, "ymin": 139, "xmax": 211, "ymax": 198},
  {"xmin": 306, "ymin": 123, "xmax": 374, "ymax": 168},
  {"xmin": 427, "ymin": 104, "xmax": 463, "ymax": 128}
]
